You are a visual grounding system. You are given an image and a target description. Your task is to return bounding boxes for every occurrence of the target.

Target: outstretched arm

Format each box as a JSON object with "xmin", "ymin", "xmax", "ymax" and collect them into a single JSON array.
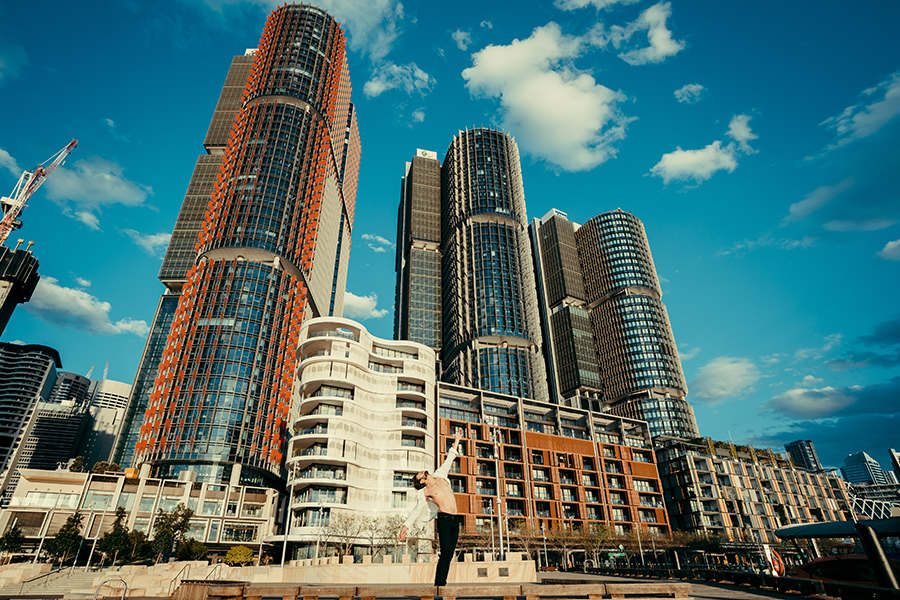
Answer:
[{"xmin": 449, "ymin": 429, "xmax": 463, "ymax": 453}]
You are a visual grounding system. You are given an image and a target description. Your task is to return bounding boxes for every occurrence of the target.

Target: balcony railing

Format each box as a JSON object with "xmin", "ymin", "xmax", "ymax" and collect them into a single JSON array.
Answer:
[
  {"xmin": 397, "ymin": 382, "xmax": 425, "ymax": 393},
  {"xmin": 309, "ymin": 329, "xmax": 358, "ymax": 342},
  {"xmin": 296, "ymin": 425, "xmax": 328, "ymax": 436}
]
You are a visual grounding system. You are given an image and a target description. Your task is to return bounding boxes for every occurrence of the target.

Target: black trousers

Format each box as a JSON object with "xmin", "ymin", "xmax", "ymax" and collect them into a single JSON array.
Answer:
[{"xmin": 435, "ymin": 512, "xmax": 461, "ymax": 586}]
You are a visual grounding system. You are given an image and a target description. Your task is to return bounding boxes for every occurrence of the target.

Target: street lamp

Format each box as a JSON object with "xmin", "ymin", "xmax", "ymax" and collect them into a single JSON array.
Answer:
[
  {"xmin": 314, "ymin": 503, "xmax": 325, "ymax": 560},
  {"xmin": 490, "ymin": 429, "xmax": 505, "ymax": 560},
  {"xmin": 541, "ymin": 523, "xmax": 548, "ymax": 569}
]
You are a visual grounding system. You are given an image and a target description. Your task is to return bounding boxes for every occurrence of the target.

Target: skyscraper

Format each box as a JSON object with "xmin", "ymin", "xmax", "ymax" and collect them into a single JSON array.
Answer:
[
  {"xmin": 0, "ymin": 342, "xmax": 60, "ymax": 498},
  {"xmin": 532, "ymin": 209, "xmax": 698, "ymax": 438},
  {"xmin": 114, "ymin": 55, "xmax": 254, "ymax": 469},
  {"xmin": 440, "ymin": 128, "xmax": 548, "ymax": 402},
  {"xmin": 842, "ymin": 452, "xmax": 891, "ymax": 485},
  {"xmin": 785, "ymin": 439, "xmax": 824, "ymax": 472},
  {"xmin": 127, "ymin": 5, "xmax": 360, "ymax": 489},
  {"xmin": 394, "ymin": 149, "xmax": 442, "ymax": 349}
]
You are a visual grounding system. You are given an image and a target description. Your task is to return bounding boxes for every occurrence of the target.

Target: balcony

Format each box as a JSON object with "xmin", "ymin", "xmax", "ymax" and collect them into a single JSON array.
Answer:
[
  {"xmin": 401, "ymin": 418, "xmax": 426, "ymax": 429},
  {"xmin": 309, "ymin": 329, "xmax": 358, "ymax": 342},
  {"xmin": 397, "ymin": 382, "xmax": 425, "ymax": 394},
  {"xmin": 396, "ymin": 400, "xmax": 425, "ymax": 410},
  {"xmin": 476, "ymin": 488, "xmax": 497, "ymax": 497},
  {"xmin": 295, "ymin": 424, "xmax": 328, "ymax": 436}
]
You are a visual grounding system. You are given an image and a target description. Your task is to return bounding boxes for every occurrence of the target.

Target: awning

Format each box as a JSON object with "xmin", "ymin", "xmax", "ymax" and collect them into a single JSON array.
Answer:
[{"xmin": 775, "ymin": 517, "xmax": 900, "ymax": 539}]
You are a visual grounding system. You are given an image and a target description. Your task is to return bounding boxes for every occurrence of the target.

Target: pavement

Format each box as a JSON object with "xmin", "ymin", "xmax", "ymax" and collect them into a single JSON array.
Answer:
[{"xmin": 538, "ymin": 570, "xmax": 841, "ymax": 600}]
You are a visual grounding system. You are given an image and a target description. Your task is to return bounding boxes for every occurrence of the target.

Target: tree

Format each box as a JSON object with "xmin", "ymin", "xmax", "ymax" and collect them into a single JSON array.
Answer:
[
  {"xmin": 151, "ymin": 503, "xmax": 193, "ymax": 563},
  {"xmin": 547, "ymin": 523, "xmax": 580, "ymax": 569},
  {"xmin": 224, "ymin": 545, "xmax": 254, "ymax": 566},
  {"xmin": 69, "ymin": 456, "xmax": 84, "ymax": 473},
  {"xmin": 580, "ymin": 523, "xmax": 614, "ymax": 568},
  {"xmin": 97, "ymin": 507, "xmax": 131, "ymax": 565},
  {"xmin": 508, "ymin": 520, "xmax": 541, "ymax": 564},
  {"xmin": 46, "ymin": 512, "xmax": 83, "ymax": 565},
  {"xmin": 177, "ymin": 539, "xmax": 208, "ymax": 561},
  {"xmin": 361, "ymin": 514, "xmax": 403, "ymax": 561},
  {"xmin": 127, "ymin": 529, "xmax": 150, "ymax": 562},
  {"xmin": 91, "ymin": 461, "xmax": 121, "ymax": 474},
  {"xmin": 0, "ymin": 525, "xmax": 25, "ymax": 564},
  {"xmin": 323, "ymin": 511, "xmax": 365, "ymax": 558}
]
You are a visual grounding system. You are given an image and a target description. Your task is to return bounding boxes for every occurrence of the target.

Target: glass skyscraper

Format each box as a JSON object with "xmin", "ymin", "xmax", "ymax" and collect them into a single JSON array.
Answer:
[
  {"xmin": 440, "ymin": 128, "xmax": 548, "ymax": 402},
  {"xmin": 532, "ymin": 209, "xmax": 698, "ymax": 439},
  {"xmin": 122, "ymin": 5, "xmax": 360, "ymax": 488}
]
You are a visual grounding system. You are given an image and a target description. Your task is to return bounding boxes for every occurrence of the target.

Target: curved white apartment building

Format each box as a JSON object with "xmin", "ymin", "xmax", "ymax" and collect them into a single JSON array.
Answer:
[{"xmin": 286, "ymin": 317, "xmax": 436, "ymax": 557}]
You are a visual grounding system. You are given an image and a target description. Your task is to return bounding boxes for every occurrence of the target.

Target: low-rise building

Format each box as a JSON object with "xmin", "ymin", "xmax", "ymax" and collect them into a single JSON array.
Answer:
[
  {"xmin": 1, "ymin": 468, "xmax": 279, "ymax": 559},
  {"xmin": 655, "ymin": 437, "xmax": 850, "ymax": 543},
  {"xmin": 437, "ymin": 383, "xmax": 670, "ymax": 539},
  {"xmin": 286, "ymin": 317, "xmax": 437, "ymax": 558}
]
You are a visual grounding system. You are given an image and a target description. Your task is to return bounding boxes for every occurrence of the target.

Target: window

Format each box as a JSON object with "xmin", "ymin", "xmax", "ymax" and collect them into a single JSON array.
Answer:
[
  {"xmin": 241, "ymin": 503, "xmax": 264, "ymax": 517},
  {"xmin": 202, "ymin": 499, "xmax": 222, "ymax": 516},
  {"xmin": 392, "ymin": 492, "xmax": 407, "ymax": 509},
  {"xmin": 83, "ymin": 491, "xmax": 112, "ymax": 510},
  {"xmin": 138, "ymin": 495, "xmax": 156, "ymax": 512},
  {"xmin": 222, "ymin": 522, "xmax": 258, "ymax": 543},
  {"xmin": 207, "ymin": 521, "xmax": 220, "ymax": 543}
]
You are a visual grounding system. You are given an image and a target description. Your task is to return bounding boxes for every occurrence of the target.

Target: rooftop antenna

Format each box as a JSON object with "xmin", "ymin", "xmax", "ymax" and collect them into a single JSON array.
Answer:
[
  {"xmin": 103, "ymin": 361, "xmax": 109, "ymax": 380},
  {"xmin": 85, "ymin": 365, "xmax": 94, "ymax": 378}
]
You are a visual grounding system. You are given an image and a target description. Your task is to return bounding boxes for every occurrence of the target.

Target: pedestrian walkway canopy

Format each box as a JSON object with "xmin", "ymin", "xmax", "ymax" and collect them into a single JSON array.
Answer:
[{"xmin": 776, "ymin": 517, "xmax": 900, "ymax": 539}]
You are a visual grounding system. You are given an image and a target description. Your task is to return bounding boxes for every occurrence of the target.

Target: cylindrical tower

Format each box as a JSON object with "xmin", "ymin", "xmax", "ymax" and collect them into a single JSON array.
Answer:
[
  {"xmin": 135, "ymin": 4, "xmax": 361, "ymax": 487},
  {"xmin": 575, "ymin": 209, "xmax": 698, "ymax": 438},
  {"xmin": 441, "ymin": 128, "xmax": 548, "ymax": 402}
]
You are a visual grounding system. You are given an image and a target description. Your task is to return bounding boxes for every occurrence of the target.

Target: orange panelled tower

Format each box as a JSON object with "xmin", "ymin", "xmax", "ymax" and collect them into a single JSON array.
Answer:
[{"xmin": 133, "ymin": 4, "xmax": 360, "ymax": 488}]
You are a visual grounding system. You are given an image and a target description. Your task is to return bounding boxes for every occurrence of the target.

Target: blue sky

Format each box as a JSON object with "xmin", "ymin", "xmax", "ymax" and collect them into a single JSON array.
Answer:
[{"xmin": 1, "ymin": 0, "xmax": 898, "ymax": 471}]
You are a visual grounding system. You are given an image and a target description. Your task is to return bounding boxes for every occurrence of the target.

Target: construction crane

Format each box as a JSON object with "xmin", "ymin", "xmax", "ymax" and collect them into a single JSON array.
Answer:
[{"xmin": 0, "ymin": 139, "xmax": 78, "ymax": 245}]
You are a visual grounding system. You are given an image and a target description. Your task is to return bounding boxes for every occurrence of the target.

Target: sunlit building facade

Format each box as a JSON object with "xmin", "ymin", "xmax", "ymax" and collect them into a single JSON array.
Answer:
[
  {"xmin": 132, "ymin": 5, "xmax": 360, "ymax": 489},
  {"xmin": 286, "ymin": 317, "xmax": 436, "ymax": 557},
  {"xmin": 574, "ymin": 210, "xmax": 698, "ymax": 438},
  {"xmin": 440, "ymin": 128, "xmax": 548, "ymax": 402},
  {"xmin": 394, "ymin": 149, "xmax": 442, "ymax": 349}
]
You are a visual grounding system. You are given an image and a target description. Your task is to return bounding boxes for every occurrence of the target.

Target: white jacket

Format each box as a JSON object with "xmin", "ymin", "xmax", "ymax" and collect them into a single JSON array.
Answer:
[{"xmin": 402, "ymin": 447, "xmax": 460, "ymax": 530}]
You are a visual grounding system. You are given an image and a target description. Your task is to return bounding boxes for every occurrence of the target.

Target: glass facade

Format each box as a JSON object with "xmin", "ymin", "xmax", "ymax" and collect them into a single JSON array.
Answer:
[
  {"xmin": 134, "ymin": 5, "xmax": 360, "ymax": 486},
  {"xmin": 575, "ymin": 210, "xmax": 698, "ymax": 438},
  {"xmin": 394, "ymin": 151, "xmax": 442, "ymax": 348},
  {"xmin": 441, "ymin": 128, "xmax": 547, "ymax": 402}
]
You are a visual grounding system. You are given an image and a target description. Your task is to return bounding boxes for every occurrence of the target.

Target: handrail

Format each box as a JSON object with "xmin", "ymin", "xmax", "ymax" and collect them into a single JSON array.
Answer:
[
  {"xmin": 205, "ymin": 563, "xmax": 225, "ymax": 580},
  {"xmin": 94, "ymin": 578, "xmax": 127, "ymax": 600},
  {"xmin": 17, "ymin": 565, "xmax": 61, "ymax": 594},
  {"xmin": 168, "ymin": 563, "xmax": 191, "ymax": 596}
]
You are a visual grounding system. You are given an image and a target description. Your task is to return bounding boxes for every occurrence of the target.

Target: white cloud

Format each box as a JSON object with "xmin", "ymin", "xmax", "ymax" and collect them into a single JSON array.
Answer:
[
  {"xmin": 307, "ymin": 0, "xmax": 405, "ymax": 62},
  {"xmin": 452, "ymin": 30, "xmax": 472, "ymax": 51},
  {"xmin": 0, "ymin": 41, "xmax": 27, "ymax": 85},
  {"xmin": 364, "ymin": 62, "xmax": 435, "ymax": 98},
  {"xmin": 689, "ymin": 357, "xmax": 761, "ymax": 404},
  {"xmin": 74, "ymin": 277, "xmax": 91, "ymax": 288},
  {"xmin": 480, "ymin": 21, "xmax": 493, "ymax": 29},
  {"xmin": 411, "ymin": 109, "xmax": 425, "ymax": 123},
  {"xmin": 649, "ymin": 141, "xmax": 737, "ymax": 185},
  {"xmin": 651, "ymin": 115, "xmax": 759, "ymax": 186},
  {"xmin": 818, "ymin": 70, "xmax": 900, "ymax": 153},
  {"xmin": 42, "ymin": 157, "xmax": 153, "ymax": 229},
  {"xmin": 106, "ymin": 118, "xmax": 115, "ymax": 128},
  {"xmin": 783, "ymin": 179, "xmax": 854, "ymax": 223},
  {"xmin": 0, "ymin": 146, "xmax": 21, "ymax": 176},
  {"xmin": 554, "ymin": 0, "xmax": 640, "ymax": 10},
  {"xmin": 343, "ymin": 291, "xmax": 389, "ymax": 320},
  {"xmin": 822, "ymin": 218, "xmax": 895, "ymax": 232},
  {"xmin": 721, "ymin": 232, "xmax": 817, "ymax": 255},
  {"xmin": 793, "ymin": 333, "xmax": 843, "ymax": 362},
  {"xmin": 674, "ymin": 83, "xmax": 705, "ymax": 104},
  {"xmin": 878, "ymin": 239, "xmax": 900, "ymax": 260},
  {"xmin": 678, "ymin": 344, "xmax": 701, "ymax": 361},
  {"xmin": 25, "ymin": 276, "xmax": 149, "ymax": 337},
  {"xmin": 607, "ymin": 2, "xmax": 684, "ymax": 66},
  {"xmin": 802, "ymin": 375, "xmax": 824, "ymax": 386},
  {"xmin": 727, "ymin": 114, "xmax": 758, "ymax": 154},
  {"xmin": 122, "ymin": 229, "xmax": 172, "ymax": 256},
  {"xmin": 764, "ymin": 385, "xmax": 860, "ymax": 419},
  {"xmin": 361, "ymin": 233, "xmax": 394, "ymax": 253},
  {"xmin": 463, "ymin": 22, "xmax": 633, "ymax": 172}
]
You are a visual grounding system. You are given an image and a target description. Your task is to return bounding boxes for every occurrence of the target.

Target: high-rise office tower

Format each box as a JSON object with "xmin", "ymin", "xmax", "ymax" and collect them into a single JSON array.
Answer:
[
  {"xmin": 440, "ymin": 128, "xmax": 548, "ymax": 402},
  {"xmin": 48, "ymin": 371, "xmax": 92, "ymax": 406},
  {"xmin": 890, "ymin": 449, "xmax": 900, "ymax": 482},
  {"xmin": 128, "ymin": 5, "xmax": 360, "ymax": 488},
  {"xmin": 0, "ymin": 245, "xmax": 39, "ymax": 337},
  {"xmin": 531, "ymin": 209, "xmax": 603, "ymax": 411},
  {"xmin": 0, "ymin": 343, "xmax": 60, "ymax": 498},
  {"xmin": 114, "ymin": 55, "xmax": 254, "ymax": 469},
  {"xmin": 785, "ymin": 439, "xmax": 823, "ymax": 472},
  {"xmin": 532, "ymin": 209, "xmax": 698, "ymax": 438},
  {"xmin": 394, "ymin": 149, "xmax": 442, "ymax": 349},
  {"xmin": 842, "ymin": 452, "xmax": 891, "ymax": 485}
]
